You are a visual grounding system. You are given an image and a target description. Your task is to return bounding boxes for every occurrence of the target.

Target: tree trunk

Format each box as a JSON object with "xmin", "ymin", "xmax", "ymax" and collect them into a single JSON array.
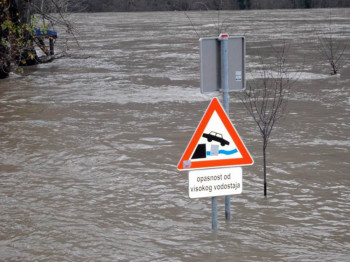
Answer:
[
  {"xmin": 331, "ymin": 61, "xmax": 337, "ymax": 75},
  {"xmin": 0, "ymin": 51, "xmax": 11, "ymax": 79},
  {"xmin": 5, "ymin": 0, "xmax": 39, "ymax": 70},
  {"xmin": 263, "ymin": 138, "xmax": 267, "ymax": 197},
  {"xmin": 16, "ymin": 0, "xmax": 40, "ymax": 66},
  {"xmin": 0, "ymin": 1, "xmax": 11, "ymax": 78}
]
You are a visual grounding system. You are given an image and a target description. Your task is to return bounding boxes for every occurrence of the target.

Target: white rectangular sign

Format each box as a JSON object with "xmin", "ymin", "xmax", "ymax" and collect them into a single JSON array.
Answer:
[{"xmin": 188, "ymin": 167, "xmax": 242, "ymax": 198}]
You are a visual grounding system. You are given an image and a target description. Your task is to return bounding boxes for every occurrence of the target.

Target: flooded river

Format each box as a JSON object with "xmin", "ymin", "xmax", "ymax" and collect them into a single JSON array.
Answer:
[{"xmin": 1, "ymin": 9, "xmax": 349, "ymax": 261}]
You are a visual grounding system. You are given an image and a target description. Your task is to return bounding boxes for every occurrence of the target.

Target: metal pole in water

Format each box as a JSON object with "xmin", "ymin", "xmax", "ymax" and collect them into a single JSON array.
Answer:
[
  {"xmin": 219, "ymin": 33, "xmax": 231, "ymax": 221},
  {"xmin": 49, "ymin": 37, "xmax": 54, "ymax": 56},
  {"xmin": 212, "ymin": 197, "xmax": 218, "ymax": 230}
]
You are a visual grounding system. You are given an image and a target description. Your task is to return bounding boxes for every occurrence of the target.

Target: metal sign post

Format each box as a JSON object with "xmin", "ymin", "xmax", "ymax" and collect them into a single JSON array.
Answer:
[
  {"xmin": 212, "ymin": 196, "xmax": 218, "ymax": 230},
  {"xmin": 211, "ymin": 33, "xmax": 230, "ymax": 228},
  {"xmin": 219, "ymin": 33, "xmax": 229, "ymax": 113},
  {"xmin": 218, "ymin": 33, "xmax": 231, "ymax": 221}
]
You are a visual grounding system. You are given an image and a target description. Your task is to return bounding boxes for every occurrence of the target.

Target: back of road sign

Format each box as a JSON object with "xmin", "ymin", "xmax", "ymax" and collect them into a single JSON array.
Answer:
[{"xmin": 199, "ymin": 36, "xmax": 245, "ymax": 93}]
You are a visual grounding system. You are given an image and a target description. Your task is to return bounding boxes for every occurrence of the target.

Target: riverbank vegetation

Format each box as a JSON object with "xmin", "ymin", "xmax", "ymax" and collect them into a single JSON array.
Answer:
[
  {"xmin": 0, "ymin": 0, "xmax": 75, "ymax": 79},
  {"xmin": 78, "ymin": 0, "xmax": 349, "ymax": 12}
]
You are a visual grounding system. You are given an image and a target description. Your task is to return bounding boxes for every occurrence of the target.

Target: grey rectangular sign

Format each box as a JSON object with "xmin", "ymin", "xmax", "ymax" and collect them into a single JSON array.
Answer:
[{"xmin": 199, "ymin": 36, "xmax": 245, "ymax": 93}]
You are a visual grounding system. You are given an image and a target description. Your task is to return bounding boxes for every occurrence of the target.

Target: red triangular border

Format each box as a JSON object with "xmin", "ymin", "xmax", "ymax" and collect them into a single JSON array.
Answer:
[{"xmin": 177, "ymin": 97, "xmax": 254, "ymax": 170}]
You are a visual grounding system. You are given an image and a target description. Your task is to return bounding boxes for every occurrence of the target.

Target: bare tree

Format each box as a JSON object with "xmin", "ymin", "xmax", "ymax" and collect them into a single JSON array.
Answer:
[
  {"xmin": 237, "ymin": 42, "xmax": 299, "ymax": 196},
  {"xmin": 316, "ymin": 12, "xmax": 347, "ymax": 75}
]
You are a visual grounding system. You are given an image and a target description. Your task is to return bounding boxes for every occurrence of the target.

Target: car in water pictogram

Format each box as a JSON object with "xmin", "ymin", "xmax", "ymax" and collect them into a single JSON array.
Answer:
[{"xmin": 202, "ymin": 131, "xmax": 230, "ymax": 146}]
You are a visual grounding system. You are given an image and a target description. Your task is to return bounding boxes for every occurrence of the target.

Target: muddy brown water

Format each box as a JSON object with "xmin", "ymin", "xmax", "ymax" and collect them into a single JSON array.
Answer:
[{"xmin": 0, "ymin": 9, "xmax": 349, "ymax": 261}]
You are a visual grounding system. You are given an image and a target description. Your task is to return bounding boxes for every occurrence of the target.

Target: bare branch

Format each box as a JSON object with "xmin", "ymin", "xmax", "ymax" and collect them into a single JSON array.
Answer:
[{"xmin": 183, "ymin": 12, "xmax": 200, "ymax": 39}]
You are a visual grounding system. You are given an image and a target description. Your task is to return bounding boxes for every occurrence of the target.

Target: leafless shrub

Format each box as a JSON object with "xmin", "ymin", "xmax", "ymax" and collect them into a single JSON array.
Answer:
[
  {"xmin": 237, "ymin": 41, "xmax": 300, "ymax": 196},
  {"xmin": 316, "ymin": 12, "xmax": 348, "ymax": 75}
]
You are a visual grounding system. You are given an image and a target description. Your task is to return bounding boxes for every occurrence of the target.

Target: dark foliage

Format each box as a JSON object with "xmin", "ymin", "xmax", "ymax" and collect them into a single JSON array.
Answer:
[{"xmin": 70, "ymin": 0, "xmax": 350, "ymax": 12}]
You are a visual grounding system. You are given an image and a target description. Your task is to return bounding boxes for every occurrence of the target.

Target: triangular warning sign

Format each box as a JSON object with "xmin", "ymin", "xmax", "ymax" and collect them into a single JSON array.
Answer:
[{"xmin": 177, "ymin": 97, "xmax": 253, "ymax": 170}]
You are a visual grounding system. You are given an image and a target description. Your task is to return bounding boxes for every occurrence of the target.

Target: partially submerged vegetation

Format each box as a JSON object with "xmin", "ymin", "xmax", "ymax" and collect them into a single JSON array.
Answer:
[
  {"xmin": 0, "ymin": 0, "xmax": 75, "ymax": 79},
  {"xmin": 238, "ymin": 43, "xmax": 300, "ymax": 196},
  {"xmin": 316, "ymin": 13, "xmax": 348, "ymax": 75}
]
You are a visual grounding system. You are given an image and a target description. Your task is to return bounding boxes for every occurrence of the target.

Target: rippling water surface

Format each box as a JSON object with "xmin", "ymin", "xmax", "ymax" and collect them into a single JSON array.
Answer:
[{"xmin": 1, "ymin": 9, "xmax": 349, "ymax": 261}]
